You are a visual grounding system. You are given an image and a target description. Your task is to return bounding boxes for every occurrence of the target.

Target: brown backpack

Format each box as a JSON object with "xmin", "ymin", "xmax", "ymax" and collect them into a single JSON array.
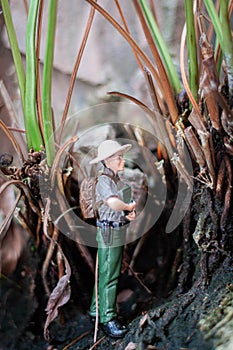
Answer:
[
  {"xmin": 79, "ymin": 173, "xmax": 116, "ymax": 220},
  {"xmin": 79, "ymin": 176, "xmax": 99, "ymax": 220}
]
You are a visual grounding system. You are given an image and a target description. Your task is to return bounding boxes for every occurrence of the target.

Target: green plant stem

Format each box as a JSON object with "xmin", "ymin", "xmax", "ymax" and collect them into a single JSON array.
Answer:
[
  {"xmin": 214, "ymin": 0, "xmax": 222, "ymax": 72},
  {"xmin": 42, "ymin": 0, "xmax": 57, "ymax": 165},
  {"xmin": 203, "ymin": 0, "xmax": 224, "ymax": 49},
  {"xmin": 184, "ymin": 0, "xmax": 198, "ymax": 102},
  {"xmin": 220, "ymin": 0, "xmax": 233, "ymax": 98},
  {"xmin": 139, "ymin": 0, "xmax": 182, "ymax": 94},
  {"xmin": 214, "ymin": 38, "xmax": 222, "ymax": 75},
  {"xmin": 0, "ymin": 0, "xmax": 25, "ymax": 110},
  {"xmin": 25, "ymin": 0, "xmax": 44, "ymax": 151}
]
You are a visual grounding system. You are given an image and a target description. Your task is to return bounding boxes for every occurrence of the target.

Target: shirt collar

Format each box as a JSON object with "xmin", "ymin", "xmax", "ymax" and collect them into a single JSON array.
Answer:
[{"xmin": 101, "ymin": 165, "xmax": 120, "ymax": 180}]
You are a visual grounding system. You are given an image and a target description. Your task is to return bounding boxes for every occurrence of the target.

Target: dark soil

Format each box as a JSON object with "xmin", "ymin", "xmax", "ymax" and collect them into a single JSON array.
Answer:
[{"xmin": 1, "ymin": 234, "xmax": 233, "ymax": 350}]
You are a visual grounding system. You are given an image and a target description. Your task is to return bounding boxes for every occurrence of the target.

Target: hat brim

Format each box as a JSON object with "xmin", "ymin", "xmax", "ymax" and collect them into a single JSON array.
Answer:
[{"xmin": 89, "ymin": 144, "xmax": 132, "ymax": 164}]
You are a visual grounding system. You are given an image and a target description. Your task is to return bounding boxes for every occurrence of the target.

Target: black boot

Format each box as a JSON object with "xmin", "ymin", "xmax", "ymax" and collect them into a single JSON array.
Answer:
[{"xmin": 101, "ymin": 319, "xmax": 128, "ymax": 338}]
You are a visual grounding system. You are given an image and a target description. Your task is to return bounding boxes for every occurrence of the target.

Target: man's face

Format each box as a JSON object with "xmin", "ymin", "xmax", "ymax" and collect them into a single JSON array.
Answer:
[{"xmin": 105, "ymin": 152, "xmax": 125, "ymax": 173}]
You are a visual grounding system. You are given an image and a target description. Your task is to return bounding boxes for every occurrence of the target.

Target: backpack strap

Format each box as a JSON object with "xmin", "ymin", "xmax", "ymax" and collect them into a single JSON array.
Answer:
[
  {"xmin": 92, "ymin": 177, "xmax": 101, "ymax": 219},
  {"xmin": 99, "ymin": 173, "xmax": 118, "ymax": 184}
]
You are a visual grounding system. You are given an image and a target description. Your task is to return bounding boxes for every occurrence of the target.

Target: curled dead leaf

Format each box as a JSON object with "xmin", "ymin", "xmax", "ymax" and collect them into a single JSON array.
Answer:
[
  {"xmin": 44, "ymin": 274, "xmax": 71, "ymax": 341},
  {"xmin": 43, "ymin": 244, "xmax": 72, "ymax": 341}
]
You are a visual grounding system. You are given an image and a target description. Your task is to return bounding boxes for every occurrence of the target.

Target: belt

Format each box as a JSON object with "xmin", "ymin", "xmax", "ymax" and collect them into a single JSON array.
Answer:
[{"xmin": 97, "ymin": 219, "xmax": 129, "ymax": 228}]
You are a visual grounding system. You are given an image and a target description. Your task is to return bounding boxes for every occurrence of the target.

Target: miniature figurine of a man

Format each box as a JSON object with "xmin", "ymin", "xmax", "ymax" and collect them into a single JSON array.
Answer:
[{"xmin": 89, "ymin": 140, "xmax": 136, "ymax": 338}]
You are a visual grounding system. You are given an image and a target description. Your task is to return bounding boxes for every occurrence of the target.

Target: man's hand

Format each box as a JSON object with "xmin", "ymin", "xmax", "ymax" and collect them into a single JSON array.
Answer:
[
  {"xmin": 127, "ymin": 201, "xmax": 136, "ymax": 212},
  {"xmin": 126, "ymin": 209, "xmax": 136, "ymax": 221}
]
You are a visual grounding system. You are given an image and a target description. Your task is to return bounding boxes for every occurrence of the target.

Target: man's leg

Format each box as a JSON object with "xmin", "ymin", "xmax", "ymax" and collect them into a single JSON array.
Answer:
[{"xmin": 98, "ymin": 243, "xmax": 123, "ymax": 323}]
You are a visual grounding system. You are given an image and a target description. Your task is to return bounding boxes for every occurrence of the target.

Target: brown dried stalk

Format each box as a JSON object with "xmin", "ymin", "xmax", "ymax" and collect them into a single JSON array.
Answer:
[
  {"xmin": 108, "ymin": 90, "xmax": 153, "ymax": 117},
  {"xmin": 220, "ymin": 155, "xmax": 232, "ymax": 231},
  {"xmin": 14, "ymin": 209, "xmax": 35, "ymax": 240},
  {"xmin": 58, "ymin": 1, "xmax": 97, "ymax": 144},
  {"xmin": 215, "ymin": 158, "xmax": 225, "ymax": 201},
  {"xmin": 133, "ymin": 0, "xmax": 178, "ymax": 122},
  {"xmin": 224, "ymin": 137, "xmax": 233, "ymax": 156},
  {"xmin": 128, "ymin": 264, "xmax": 152, "ymax": 294},
  {"xmin": 188, "ymin": 109, "xmax": 207, "ymax": 133},
  {"xmin": 143, "ymin": 69, "xmax": 194, "ymax": 188},
  {"xmin": 114, "ymin": 0, "xmax": 144, "ymax": 73},
  {"xmin": 85, "ymin": 0, "xmax": 166, "ymax": 103},
  {"xmin": 133, "ymin": 126, "xmax": 159, "ymax": 177},
  {"xmin": 0, "ymin": 120, "xmax": 24, "ymax": 163},
  {"xmin": 221, "ymin": 109, "xmax": 233, "ymax": 139},
  {"xmin": 43, "ymin": 197, "xmax": 72, "ymax": 341},
  {"xmin": 166, "ymin": 120, "xmax": 177, "ymax": 149},
  {"xmin": 57, "ymin": 249, "xmax": 65, "ymax": 280},
  {"xmin": 155, "ymin": 112, "xmax": 192, "ymax": 186},
  {"xmin": 42, "ymin": 226, "xmax": 60, "ymax": 295},
  {"xmin": 199, "ymin": 34, "xmax": 221, "ymax": 130},
  {"xmin": 35, "ymin": 212, "xmax": 42, "ymax": 247},
  {"xmin": 184, "ymin": 126, "xmax": 206, "ymax": 169},
  {"xmin": 171, "ymin": 153, "xmax": 193, "ymax": 190},
  {"xmin": 50, "ymin": 135, "xmax": 78, "ymax": 187},
  {"xmin": 62, "ymin": 330, "xmax": 93, "ymax": 350},
  {"xmin": 89, "ymin": 336, "xmax": 106, "ymax": 350},
  {"xmin": 176, "ymin": 127, "xmax": 187, "ymax": 165},
  {"xmin": 144, "ymin": 70, "xmax": 174, "ymax": 158},
  {"xmin": 113, "ymin": 0, "xmax": 168, "ymax": 115},
  {"xmin": 144, "ymin": 67, "xmax": 167, "ymax": 117},
  {"xmin": 198, "ymin": 130, "xmax": 216, "ymax": 187}
]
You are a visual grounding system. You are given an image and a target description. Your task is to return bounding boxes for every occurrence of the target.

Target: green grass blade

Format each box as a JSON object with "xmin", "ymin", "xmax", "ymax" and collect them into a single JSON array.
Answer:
[
  {"xmin": 42, "ymin": 0, "xmax": 58, "ymax": 165},
  {"xmin": 25, "ymin": 0, "xmax": 44, "ymax": 151},
  {"xmin": 219, "ymin": 0, "xmax": 233, "ymax": 97},
  {"xmin": 1, "ymin": 0, "xmax": 25, "ymax": 110},
  {"xmin": 184, "ymin": 0, "xmax": 198, "ymax": 102},
  {"xmin": 139, "ymin": 0, "xmax": 182, "ymax": 94},
  {"xmin": 203, "ymin": 0, "xmax": 224, "ymax": 49}
]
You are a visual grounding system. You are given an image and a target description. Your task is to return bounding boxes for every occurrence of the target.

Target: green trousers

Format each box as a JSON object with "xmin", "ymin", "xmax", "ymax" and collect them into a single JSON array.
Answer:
[{"xmin": 89, "ymin": 227, "xmax": 125, "ymax": 323}]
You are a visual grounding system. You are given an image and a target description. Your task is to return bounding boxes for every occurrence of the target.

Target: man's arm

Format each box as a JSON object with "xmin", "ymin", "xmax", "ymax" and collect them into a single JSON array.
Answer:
[{"xmin": 106, "ymin": 197, "xmax": 136, "ymax": 212}]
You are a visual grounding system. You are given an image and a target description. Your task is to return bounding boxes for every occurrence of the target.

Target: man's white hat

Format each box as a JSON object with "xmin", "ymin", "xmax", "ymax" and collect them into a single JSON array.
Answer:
[{"xmin": 89, "ymin": 140, "xmax": 132, "ymax": 164}]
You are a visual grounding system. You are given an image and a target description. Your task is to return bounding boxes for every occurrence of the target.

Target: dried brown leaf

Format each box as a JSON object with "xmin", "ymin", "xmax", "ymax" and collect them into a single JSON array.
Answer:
[
  {"xmin": 43, "ymin": 198, "xmax": 71, "ymax": 341},
  {"xmin": 43, "ymin": 247, "xmax": 71, "ymax": 341},
  {"xmin": 44, "ymin": 273, "xmax": 71, "ymax": 341}
]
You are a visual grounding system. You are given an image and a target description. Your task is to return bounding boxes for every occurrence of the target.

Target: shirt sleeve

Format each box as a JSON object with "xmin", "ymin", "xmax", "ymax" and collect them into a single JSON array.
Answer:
[{"xmin": 96, "ymin": 175, "xmax": 118, "ymax": 201}]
